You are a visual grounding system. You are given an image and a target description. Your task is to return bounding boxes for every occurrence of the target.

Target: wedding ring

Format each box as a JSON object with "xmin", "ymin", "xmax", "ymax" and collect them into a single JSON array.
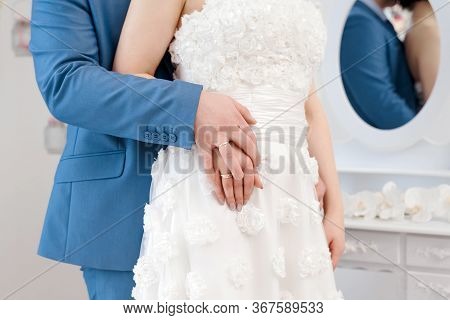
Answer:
[
  {"xmin": 220, "ymin": 173, "xmax": 233, "ymax": 179},
  {"xmin": 217, "ymin": 141, "xmax": 230, "ymax": 148}
]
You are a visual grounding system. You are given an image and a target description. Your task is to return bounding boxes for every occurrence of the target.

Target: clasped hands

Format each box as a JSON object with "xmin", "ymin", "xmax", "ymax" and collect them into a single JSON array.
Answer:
[{"xmin": 194, "ymin": 91, "xmax": 326, "ymax": 212}]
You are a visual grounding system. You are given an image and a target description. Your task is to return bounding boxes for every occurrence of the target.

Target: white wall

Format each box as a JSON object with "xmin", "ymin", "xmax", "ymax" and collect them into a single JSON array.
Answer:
[{"xmin": 0, "ymin": 1, "xmax": 86, "ymax": 299}]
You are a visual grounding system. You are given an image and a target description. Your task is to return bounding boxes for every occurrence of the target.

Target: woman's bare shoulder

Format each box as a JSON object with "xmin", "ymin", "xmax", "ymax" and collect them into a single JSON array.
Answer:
[{"xmin": 411, "ymin": 1, "xmax": 434, "ymax": 21}]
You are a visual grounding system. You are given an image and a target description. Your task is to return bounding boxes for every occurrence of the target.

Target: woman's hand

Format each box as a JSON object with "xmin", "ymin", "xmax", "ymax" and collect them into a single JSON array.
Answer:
[
  {"xmin": 210, "ymin": 142, "xmax": 263, "ymax": 211},
  {"xmin": 322, "ymin": 210, "xmax": 345, "ymax": 270}
]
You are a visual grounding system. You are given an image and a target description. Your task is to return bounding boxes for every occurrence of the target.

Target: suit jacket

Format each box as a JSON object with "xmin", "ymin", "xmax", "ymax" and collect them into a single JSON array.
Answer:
[
  {"xmin": 340, "ymin": 0, "xmax": 419, "ymax": 130},
  {"xmin": 30, "ymin": 0, "xmax": 203, "ymax": 271}
]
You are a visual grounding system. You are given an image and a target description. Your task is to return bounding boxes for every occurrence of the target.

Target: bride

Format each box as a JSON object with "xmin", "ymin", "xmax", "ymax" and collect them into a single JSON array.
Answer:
[{"xmin": 113, "ymin": 0, "xmax": 345, "ymax": 299}]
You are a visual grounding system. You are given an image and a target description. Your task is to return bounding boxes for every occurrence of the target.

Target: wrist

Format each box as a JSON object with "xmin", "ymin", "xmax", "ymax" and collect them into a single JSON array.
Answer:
[{"xmin": 324, "ymin": 201, "xmax": 344, "ymax": 220}]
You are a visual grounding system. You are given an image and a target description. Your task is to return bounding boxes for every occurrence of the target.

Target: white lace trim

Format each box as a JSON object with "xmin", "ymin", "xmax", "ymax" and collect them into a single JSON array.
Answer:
[{"xmin": 169, "ymin": 0, "xmax": 326, "ymax": 93}]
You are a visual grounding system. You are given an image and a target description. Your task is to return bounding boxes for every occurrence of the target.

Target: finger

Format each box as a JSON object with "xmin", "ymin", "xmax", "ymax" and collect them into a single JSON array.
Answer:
[
  {"xmin": 243, "ymin": 173, "xmax": 254, "ymax": 205},
  {"xmin": 233, "ymin": 177, "xmax": 244, "ymax": 212},
  {"xmin": 212, "ymin": 168, "xmax": 226, "ymax": 205},
  {"xmin": 217, "ymin": 143, "xmax": 244, "ymax": 180},
  {"xmin": 222, "ymin": 177, "xmax": 236, "ymax": 211},
  {"xmin": 200, "ymin": 147, "xmax": 219, "ymax": 197},
  {"xmin": 239, "ymin": 123, "xmax": 257, "ymax": 144},
  {"xmin": 229, "ymin": 129, "xmax": 259, "ymax": 167},
  {"xmin": 215, "ymin": 150, "xmax": 236, "ymax": 210},
  {"xmin": 234, "ymin": 100, "xmax": 256, "ymax": 124},
  {"xmin": 254, "ymin": 172, "xmax": 264, "ymax": 189},
  {"xmin": 239, "ymin": 125, "xmax": 261, "ymax": 166},
  {"xmin": 210, "ymin": 149, "xmax": 226, "ymax": 204},
  {"xmin": 198, "ymin": 147, "xmax": 214, "ymax": 176},
  {"xmin": 241, "ymin": 156, "xmax": 255, "ymax": 204}
]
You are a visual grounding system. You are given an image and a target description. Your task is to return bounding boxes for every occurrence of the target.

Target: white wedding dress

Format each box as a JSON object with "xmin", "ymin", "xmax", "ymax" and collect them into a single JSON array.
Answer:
[{"xmin": 132, "ymin": 0, "xmax": 343, "ymax": 300}]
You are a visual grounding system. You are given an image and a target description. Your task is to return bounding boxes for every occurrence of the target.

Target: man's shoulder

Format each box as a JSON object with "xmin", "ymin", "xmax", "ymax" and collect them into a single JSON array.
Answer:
[
  {"xmin": 345, "ymin": 2, "xmax": 387, "ymax": 36},
  {"xmin": 348, "ymin": 1, "xmax": 383, "ymax": 24}
]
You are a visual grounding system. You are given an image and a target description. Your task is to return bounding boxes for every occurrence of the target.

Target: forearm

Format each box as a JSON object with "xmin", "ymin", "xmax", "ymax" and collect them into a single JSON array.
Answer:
[
  {"xmin": 33, "ymin": 59, "xmax": 201, "ymax": 146},
  {"xmin": 30, "ymin": 0, "xmax": 202, "ymax": 148},
  {"xmin": 305, "ymin": 93, "xmax": 343, "ymax": 218}
]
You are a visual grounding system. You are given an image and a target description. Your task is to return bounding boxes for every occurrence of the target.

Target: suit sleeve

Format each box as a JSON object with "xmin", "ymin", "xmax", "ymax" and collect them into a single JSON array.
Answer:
[
  {"xmin": 29, "ymin": 0, "xmax": 202, "ymax": 149},
  {"xmin": 340, "ymin": 15, "xmax": 416, "ymax": 129}
]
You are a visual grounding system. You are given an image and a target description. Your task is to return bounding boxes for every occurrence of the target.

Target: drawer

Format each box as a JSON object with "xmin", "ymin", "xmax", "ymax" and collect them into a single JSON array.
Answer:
[
  {"xmin": 407, "ymin": 271, "xmax": 450, "ymax": 300},
  {"xmin": 406, "ymin": 234, "xmax": 450, "ymax": 271},
  {"xmin": 336, "ymin": 267, "xmax": 404, "ymax": 300},
  {"xmin": 342, "ymin": 229, "xmax": 401, "ymax": 265}
]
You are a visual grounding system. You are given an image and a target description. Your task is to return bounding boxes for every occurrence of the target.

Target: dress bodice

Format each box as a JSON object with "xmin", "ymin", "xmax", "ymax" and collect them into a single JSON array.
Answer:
[{"xmin": 169, "ymin": 0, "xmax": 327, "ymax": 95}]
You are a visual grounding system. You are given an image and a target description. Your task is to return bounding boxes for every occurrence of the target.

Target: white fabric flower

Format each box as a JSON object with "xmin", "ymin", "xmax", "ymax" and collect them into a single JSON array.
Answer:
[
  {"xmin": 151, "ymin": 232, "xmax": 179, "ymax": 269},
  {"xmin": 132, "ymin": 256, "xmax": 159, "ymax": 288},
  {"xmin": 169, "ymin": 0, "xmax": 326, "ymax": 93},
  {"xmin": 272, "ymin": 247, "xmax": 287, "ymax": 278},
  {"xmin": 277, "ymin": 197, "xmax": 302, "ymax": 225},
  {"xmin": 183, "ymin": 215, "xmax": 220, "ymax": 246},
  {"xmin": 277, "ymin": 196, "xmax": 323, "ymax": 225},
  {"xmin": 297, "ymin": 248, "xmax": 332, "ymax": 278},
  {"xmin": 235, "ymin": 204, "xmax": 265, "ymax": 235},
  {"xmin": 186, "ymin": 272, "xmax": 208, "ymax": 299},
  {"xmin": 227, "ymin": 257, "xmax": 253, "ymax": 289}
]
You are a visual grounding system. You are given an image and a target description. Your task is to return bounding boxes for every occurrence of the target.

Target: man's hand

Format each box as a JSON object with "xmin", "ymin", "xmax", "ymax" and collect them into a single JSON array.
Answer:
[
  {"xmin": 195, "ymin": 91, "xmax": 260, "ymax": 181},
  {"xmin": 211, "ymin": 143, "xmax": 263, "ymax": 211}
]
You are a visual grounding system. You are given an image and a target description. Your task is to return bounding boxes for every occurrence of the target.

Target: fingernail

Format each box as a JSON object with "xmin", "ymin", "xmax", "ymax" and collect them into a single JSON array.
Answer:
[
  {"xmin": 237, "ymin": 204, "xmax": 242, "ymax": 212},
  {"xmin": 230, "ymin": 204, "xmax": 236, "ymax": 211}
]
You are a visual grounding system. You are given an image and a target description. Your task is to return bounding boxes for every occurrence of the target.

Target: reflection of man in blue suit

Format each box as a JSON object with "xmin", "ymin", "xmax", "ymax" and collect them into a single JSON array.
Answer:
[{"xmin": 340, "ymin": 0, "xmax": 419, "ymax": 129}]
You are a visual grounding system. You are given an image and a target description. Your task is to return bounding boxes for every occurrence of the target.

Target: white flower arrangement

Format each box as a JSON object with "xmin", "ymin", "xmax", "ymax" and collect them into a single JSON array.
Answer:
[{"xmin": 343, "ymin": 182, "xmax": 450, "ymax": 223}]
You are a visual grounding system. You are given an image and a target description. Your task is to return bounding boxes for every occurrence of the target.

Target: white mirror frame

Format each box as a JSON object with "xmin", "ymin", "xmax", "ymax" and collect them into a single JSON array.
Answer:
[{"xmin": 319, "ymin": 0, "xmax": 450, "ymax": 151}]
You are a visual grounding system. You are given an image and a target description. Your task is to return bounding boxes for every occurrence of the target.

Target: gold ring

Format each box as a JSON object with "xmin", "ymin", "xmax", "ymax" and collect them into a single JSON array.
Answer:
[
  {"xmin": 217, "ymin": 141, "xmax": 230, "ymax": 148},
  {"xmin": 220, "ymin": 173, "xmax": 233, "ymax": 179}
]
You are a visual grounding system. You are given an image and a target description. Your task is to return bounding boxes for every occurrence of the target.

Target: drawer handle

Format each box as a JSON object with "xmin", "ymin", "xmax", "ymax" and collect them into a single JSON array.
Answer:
[
  {"xmin": 344, "ymin": 240, "xmax": 378, "ymax": 255},
  {"xmin": 416, "ymin": 247, "xmax": 450, "ymax": 261},
  {"xmin": 416, "ymin": 281, "xmax": 450, "ymax": 299}
]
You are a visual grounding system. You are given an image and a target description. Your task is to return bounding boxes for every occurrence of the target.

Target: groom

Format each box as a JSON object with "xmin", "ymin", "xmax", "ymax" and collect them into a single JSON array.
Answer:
[
  {"xmin": 340, "ymin": 0, "xmax": 419, "ymax": 129},
  {"xmin": 31, "ymin": 0, "xmax": 326, "ymax": 300}
]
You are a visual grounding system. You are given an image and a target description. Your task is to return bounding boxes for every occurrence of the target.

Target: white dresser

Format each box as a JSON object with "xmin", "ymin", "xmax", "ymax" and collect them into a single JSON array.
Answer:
[{"xmin": 336, "ymin": 218, "xmax": 450, "ymax": 300}]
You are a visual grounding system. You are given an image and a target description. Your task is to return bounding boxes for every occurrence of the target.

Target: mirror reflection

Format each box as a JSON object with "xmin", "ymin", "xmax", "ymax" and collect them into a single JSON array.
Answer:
[{"xmin": 340, "ymin": 0, "xmax": 440, "ymax": 130}]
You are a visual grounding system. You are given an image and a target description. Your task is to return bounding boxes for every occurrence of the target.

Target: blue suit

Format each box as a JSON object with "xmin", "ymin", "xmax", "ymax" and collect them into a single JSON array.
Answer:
[
  {"xmin": 30, "ymin": 0, "xmax": 203, "ymax": 284},
  {"xmin": 340, "ymin": 0, "xmax": 419, "ymax": 129}
]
